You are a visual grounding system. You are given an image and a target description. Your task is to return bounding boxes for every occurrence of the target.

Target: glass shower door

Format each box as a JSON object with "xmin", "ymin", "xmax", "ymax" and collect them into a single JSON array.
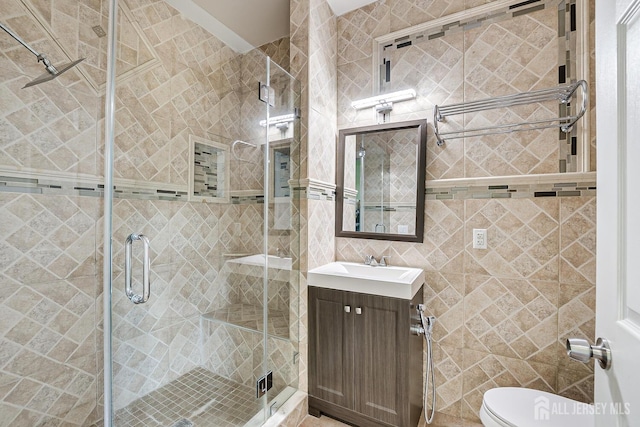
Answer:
[
  {"xmin": 104, "ymin": 3, "xmax": 301, "ymax": 425},
  {"xmin": 258, "ymin": 58, "xmax": 301, "ymax": 418},
  {"xmin": 104, "ymin": 5, "xmax": 274, "ymax": 427}
]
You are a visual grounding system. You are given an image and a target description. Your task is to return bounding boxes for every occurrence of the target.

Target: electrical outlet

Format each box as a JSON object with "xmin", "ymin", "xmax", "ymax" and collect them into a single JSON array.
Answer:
[{"xmin": 472, "ymin": 228, "xmax": 487, "ymax": 249}]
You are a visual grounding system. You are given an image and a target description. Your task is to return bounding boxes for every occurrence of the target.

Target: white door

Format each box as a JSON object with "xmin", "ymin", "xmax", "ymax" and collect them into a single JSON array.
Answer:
[{"xmin": 595, "ymin": 0, "xmax": 640, "ymax": 424}]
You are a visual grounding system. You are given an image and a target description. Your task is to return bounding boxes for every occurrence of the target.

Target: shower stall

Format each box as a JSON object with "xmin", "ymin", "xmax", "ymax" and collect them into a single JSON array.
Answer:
[{"xmin": 0, "ymin": 0, "xmax": 300, "ymax": 426}]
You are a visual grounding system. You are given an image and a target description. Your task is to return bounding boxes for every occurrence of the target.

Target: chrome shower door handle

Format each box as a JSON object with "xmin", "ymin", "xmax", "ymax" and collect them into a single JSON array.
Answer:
[{"xmin": 125, "ymin": 233, "xmax": 151, "ymax": 304}]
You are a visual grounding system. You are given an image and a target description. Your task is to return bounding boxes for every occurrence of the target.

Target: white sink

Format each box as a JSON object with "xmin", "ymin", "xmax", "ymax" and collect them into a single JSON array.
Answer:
[{"xmin": 307, "ymin": 262, "xmax": 424, "ymax": 299}]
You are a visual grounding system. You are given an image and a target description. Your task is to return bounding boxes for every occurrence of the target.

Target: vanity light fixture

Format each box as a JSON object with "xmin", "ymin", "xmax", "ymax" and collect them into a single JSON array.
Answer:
[{"xmin": 351, "ymin": 89, "xmax": 416, "ymax": 110}]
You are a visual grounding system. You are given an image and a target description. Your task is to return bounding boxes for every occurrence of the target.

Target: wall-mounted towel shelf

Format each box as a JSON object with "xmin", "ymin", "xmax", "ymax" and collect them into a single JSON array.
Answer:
[{"xmin": 433, "ymin": 80, "xmax": 588, "ymax": 146}]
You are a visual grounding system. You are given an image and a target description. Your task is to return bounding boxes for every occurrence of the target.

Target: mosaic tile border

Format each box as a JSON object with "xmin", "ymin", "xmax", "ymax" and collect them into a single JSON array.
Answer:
[
  {"xmin": 362, "ymin": 205, "xmax": 417, "ymax": 212},
  {"xmin": 0, "ymin": 174, "xmax": 327, "ymax": 204},
  {"xmin": 0, "ymin": 175, "xmax": 188, "ymax": 200},
  {"xmin": 0, "ymin": 174, "xmax": 303, "ymax": 204},
  {"xmin": 378, "ymin": 0, "xmax": 583, "ymax": 173},
  {"xmin": 292, "ymin": 178, "xmax": 336, "ymax": 201},
  {"xmin": 380, "ymin": 0, "xmax": 561, "ymax": 55},
  {"xmin": 2, "ymin": 175, "xmax": 597, "ymax": 202},
  {"xmin": 558, "ymin": 0, "xmax": 580, "ymax": 173},
  {"xmin": 231, "ymin": 194, "xmax": 266, "ymax": 204},
  {"xmin": 343, "ymin": 195, "xmax": 357, "ymax": 205},
  {"xmin": 427, "ymin": 180, "xmax": 596, "ymax": 200},
  {"xmin": 293, "ymin": 188, "xmax": 335, "ymax": 201},
  {"xmin": 380, "ymin": 0, "xmax": 553, "ymax": 52}
]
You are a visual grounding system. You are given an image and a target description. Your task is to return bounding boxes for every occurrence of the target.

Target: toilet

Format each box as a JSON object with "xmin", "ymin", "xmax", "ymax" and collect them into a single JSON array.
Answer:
[{"xmin": 480, "ymin": 387, "xmax": 594, "ymax": 427}]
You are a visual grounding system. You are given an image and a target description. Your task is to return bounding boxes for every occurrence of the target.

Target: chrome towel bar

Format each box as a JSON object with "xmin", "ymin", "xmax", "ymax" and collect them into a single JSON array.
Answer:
[{"xmin": 433, "ymin": 80, "xmax": 588, "ymax": 146}]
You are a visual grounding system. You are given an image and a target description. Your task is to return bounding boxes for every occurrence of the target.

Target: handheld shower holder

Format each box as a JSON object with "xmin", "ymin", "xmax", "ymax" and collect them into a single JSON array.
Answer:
[
  {"xmin": 415, "ymin": 304, "xmax": 435, "ymax": 336},
  {"xmin": 415, "ymin": 304, "xmax": 437, "ymax": 424}
]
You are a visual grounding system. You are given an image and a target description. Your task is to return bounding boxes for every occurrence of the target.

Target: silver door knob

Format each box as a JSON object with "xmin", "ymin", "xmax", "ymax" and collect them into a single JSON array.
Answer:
[{"xmin": 566, "ymin": 337, "xmax": 612, "ymax": 370}]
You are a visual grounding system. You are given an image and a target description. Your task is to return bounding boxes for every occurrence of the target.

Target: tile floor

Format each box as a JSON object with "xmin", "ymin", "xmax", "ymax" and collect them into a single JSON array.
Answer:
[
  {"xmin": 108, "ymin": 364, "xmax": 484, "ymax": 427},
  {"xmin": 298, "ymin": 413, "xmax": 484, "ymax": 427},
  {"xmin": 298, "ymin": 415, "xmax": 352, "ymax": 426},
  {"xmin": 112, "ymin": 367, "xmax": 262, "ymax": 427}
]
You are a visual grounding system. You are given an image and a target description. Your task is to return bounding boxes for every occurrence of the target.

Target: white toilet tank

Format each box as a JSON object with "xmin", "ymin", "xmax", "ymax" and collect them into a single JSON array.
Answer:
[{"xmin": 480, "ymin": 387, "xmax": 595, "ymax": 427}]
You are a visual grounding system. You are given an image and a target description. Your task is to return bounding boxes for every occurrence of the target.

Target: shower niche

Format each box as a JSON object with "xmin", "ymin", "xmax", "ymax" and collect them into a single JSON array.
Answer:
[{"xmin": 188, "ymin": 135, "xmax": 230, "ymax": 203}]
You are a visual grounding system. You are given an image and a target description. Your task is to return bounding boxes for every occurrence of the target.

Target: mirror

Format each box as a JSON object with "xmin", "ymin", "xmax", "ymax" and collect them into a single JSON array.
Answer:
[{"xmin": 336, "ymin": 119, "xmax": 427, "ymax": 243}]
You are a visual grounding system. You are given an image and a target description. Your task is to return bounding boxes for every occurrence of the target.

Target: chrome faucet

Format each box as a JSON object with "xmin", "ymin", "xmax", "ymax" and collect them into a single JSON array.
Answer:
[
  {"xmin": 364, "ymin": 255, "xmax": 391, "ymax": 267},
  {"xmin": 364, "ymin": 255, "xmax": 378, "ymax": 266}
]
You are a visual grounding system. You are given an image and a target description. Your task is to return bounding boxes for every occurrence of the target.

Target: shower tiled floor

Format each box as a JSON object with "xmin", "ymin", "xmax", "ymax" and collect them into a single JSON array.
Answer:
[{"xmin": 114, "ymin": 367, "xmax": 262, "ymax": 427}]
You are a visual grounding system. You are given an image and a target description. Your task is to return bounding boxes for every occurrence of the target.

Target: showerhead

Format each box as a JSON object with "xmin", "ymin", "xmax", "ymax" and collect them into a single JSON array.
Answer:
[
  {"xmin": 0, "ymin": 22, "xmax": 85, "ymax": 88},
  {"xmin": 23, "ymin": 56, "xmax": 85, "ymax": 88},
  {"xmin": 357, "ymin": 141, "xmax": 366, "ymax": 158}
]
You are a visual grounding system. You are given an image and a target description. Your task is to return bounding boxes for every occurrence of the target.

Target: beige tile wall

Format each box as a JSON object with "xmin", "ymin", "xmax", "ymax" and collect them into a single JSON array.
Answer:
[
  {"xmin": 0, "ymin": 193, "xmax": 102, "ymax": 426},
  {"xmin": 335, "ymin": 196, "xmax": 596, "ymax": 423},
  {"xmin": 1, "ymin": 0, "xmax": 100, "ymax": 176},
  {"xmin": 260, "ymin": 37, "xmax": 292, "ymax": 73},
  {"xmin": 1, "ymin": 0, "xmax": 597, "ymax": 425},
  {"xmin": 328, "ymin": 0, "xmax": 596, "ymax": 424},
  {"xmin": 338, "ymin": 2, "xmax": 570, "ymax": 177},
  {"xmin": 290, "ymin": 0, "xmax": 338, "ymax": 396},
  {"xmin": 201, "ymin": 321, "xmax": 297, "ymax": 393},
  {"xmin": 1, "ymin": 0, "xmax": 301, "ymax": 425}
]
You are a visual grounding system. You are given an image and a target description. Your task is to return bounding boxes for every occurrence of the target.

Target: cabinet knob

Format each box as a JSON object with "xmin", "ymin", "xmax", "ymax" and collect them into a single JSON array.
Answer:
[
  {"xmin": 344, "ymin": 305, "xmax": 351, "ymax": 313},
  {"xmin": 356, "ymin": 307, "xmax": 362, "ymax": 315}
]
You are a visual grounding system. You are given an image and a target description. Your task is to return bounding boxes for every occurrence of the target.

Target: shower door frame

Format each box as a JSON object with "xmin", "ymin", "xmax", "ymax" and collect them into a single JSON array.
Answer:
[
  {"xmin": 101, "ymin": 3, "xmax": 298, "ymax": 424},
  {"xmin": 102, "ymin": 0, "xmax": 118, "ymax": 424}
]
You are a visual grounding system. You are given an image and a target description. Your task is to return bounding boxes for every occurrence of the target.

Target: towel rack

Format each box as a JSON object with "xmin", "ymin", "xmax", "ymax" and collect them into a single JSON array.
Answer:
[{"xmin": 433, "ymin": 80, "xmax": 588, "ymax": 146}]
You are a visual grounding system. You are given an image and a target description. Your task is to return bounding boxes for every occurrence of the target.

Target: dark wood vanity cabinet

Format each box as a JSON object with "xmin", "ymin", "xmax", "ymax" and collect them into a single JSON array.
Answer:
[{"xmin": 308, "ymin": 286, "xmax": 423, "ymax": 427}]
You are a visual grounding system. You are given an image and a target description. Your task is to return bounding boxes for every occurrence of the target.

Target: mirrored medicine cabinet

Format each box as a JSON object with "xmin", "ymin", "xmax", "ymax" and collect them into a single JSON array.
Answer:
[{"xmin": 335, "ymin": 119, "xmax": 427, "ymax": 243}]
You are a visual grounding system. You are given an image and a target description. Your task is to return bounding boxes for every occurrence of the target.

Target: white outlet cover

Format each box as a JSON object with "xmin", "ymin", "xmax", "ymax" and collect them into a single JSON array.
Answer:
[{"xmin": 473, "ymin": 228, "xmax": 488, "ymax": 249}]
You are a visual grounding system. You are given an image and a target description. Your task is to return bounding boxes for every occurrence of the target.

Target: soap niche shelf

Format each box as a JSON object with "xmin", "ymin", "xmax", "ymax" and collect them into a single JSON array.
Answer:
[
  {"xmin": 188, "ymin": 135, "xmax": 230, "ymax": 203},
  {"xmin": 433, "ymin": 80, "xmax": 588, "ymax": 146}
]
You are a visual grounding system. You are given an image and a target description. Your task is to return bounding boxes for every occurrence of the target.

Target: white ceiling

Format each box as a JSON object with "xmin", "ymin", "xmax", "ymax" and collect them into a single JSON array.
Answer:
[
  {"xmin": 166, "ymin": 0, "xmax": 378, "ymax": 52},
  {"xmin": 325, "ymin": 0, "xmax": 378, "ymax": 16},
  {"xmin": 192, "ymin": 0, "xmax": 291, "ymax": 48}
]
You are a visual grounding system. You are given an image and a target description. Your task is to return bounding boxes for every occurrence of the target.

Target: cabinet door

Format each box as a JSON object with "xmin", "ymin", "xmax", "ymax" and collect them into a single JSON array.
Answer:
[
  {"xmin": 353, "ymin": 293, "xmax": 409, "ymax": 426},
  {"xmin": 309, "ymin": 287, "xmax": 354, "ymax": 408}
]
